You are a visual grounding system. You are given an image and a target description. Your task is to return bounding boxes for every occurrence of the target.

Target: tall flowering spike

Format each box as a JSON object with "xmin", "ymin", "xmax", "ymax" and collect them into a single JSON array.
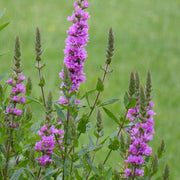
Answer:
[
  {"xmin": 35, "ymin": 27, "xmax": 42, "ymax": 62},
  {"xmin": 145, "ymin": 70, "xmax": 152, "ymax": 108},
  {"xmin": 13, "ymin": 35, "xmax": 22, "ymax": 73},
  {"xmin": 135, "ymin": 70, "xmax": 140, "ymax": 99},
  {"xmin": 105, "ymin": 27, "xmax": 114, "ymax": 64},
  {"xmin": 6, "ymin": 35, "xmax": 26, "ymax": 120},
  {"xmin": 157, "ymin": 139, "xmax": 165, "ymax": 158},
  {"xmin": 128, "ymin": 71, "xmax": 135, "ymax": 99},
  {"xmin": 140, "ymin": 84, "xmax": 147, "ymax": 122},
  {"xmin": 125, "ymin": 75, "xmax": 156, "ymax": 179},
  {"xmin": 59, "ymin": 0, "xmax": 90, "ymax": 104}
]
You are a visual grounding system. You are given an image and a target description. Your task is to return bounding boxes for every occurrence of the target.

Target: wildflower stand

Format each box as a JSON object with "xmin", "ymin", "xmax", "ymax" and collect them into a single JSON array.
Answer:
[{"xmin": 0, "ymin": 0, "xmax": 170, "ymax": 179}]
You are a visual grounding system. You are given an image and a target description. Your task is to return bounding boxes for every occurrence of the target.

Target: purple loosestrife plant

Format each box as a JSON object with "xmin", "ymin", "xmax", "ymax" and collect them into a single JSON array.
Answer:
[
  {"xmin": 59, "ymin": 0, "xmax": 90, "ymax": 104},
  {"xmin": 6, "ymin": 35, "xmax": 26, "ymax": 126},
  {"xmin": 125, "ymin": 72, "xmax": 156, "ymax": 179},
  {"xmin": 0, "ymin": 1, "xmax": 170, "ymax": 180}
]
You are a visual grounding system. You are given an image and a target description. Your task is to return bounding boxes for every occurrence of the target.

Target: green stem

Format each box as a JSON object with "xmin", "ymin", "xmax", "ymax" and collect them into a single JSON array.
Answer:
[
  {"xmin": 37, "ymin": 167, "xmax": 41, "ymax": 179},
  {"xmin": 63, "ymin": 98, "xmax": 70, "ymax": 180},
  {"xmin": 4, "ymin": 129, "xmax": 13, "ymax": 180},
  {"xmin": 38, "ymin": 61, "xmax": 46, "ymax": 106},
  {"xmin": 68, "ymin": 64, "xmax": 109, "ymax": 155},
  {"xmin": 103, "ymin": 110, "xmax": 128, "ymax": 165}
]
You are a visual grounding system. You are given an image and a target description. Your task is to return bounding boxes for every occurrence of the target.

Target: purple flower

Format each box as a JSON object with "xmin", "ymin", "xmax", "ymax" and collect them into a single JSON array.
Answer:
[
  {"xmin": 59, "ymin": 0, "xmax": 90, "ymax": 104},
  {"xmin": 6, "ymin": 78, "xmax": 13, "ymax": 84},
  {"xmin": 125, "ymin": 101, "xmax": 156, "ymax": 178},
  {"xmin": 36, "ymin": 155, "xmax": 52, "ymax": 166},
  {"xmin": 35, "ymin": 124, "xmax": 64, "ymax": 166},
  {"xmin": 126, "ymin": 155, "xmax": 144, "ymax": 165}
]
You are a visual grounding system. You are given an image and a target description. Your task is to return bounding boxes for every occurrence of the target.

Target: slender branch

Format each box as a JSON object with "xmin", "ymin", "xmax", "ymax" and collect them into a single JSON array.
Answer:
[
  {"xmin": 37, "ymin": 167, "xmax": 42, "ymax": 180},
  {"xmin": 103, "ymin": 110, "xmax": 128, "ymax": 165}
]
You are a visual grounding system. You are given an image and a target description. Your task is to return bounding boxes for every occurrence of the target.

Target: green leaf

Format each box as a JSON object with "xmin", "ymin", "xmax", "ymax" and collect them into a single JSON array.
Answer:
[
  {"xmin": 86, "ymin": 122, "xmax": 92, "ymax": 132},
  {"xmin": 69, "ymin": 95, "xmax": 76, "ymax": 106},
  {"xmin": 38, "ymin": 76, "xmax": 45, "ymax": 87},
  {"xmin": 74, "ymin": 170, "xmax": 83, "ymax": 180},
  {"xmin": 24, "ymin": 95, "xmax": 42, "ymax": 105},
  {"xmin": 78, "ymin": 144, "xmax": 103, "ymax": 158},
  {"xmin": 98, "ymin": 98, "xmax": 119, "ymax": 107},
  {"xmin": 54, "ymin": 104, "xmax": 66, "ymax": 123},
  {"xmin": 0, "ymin": 51, "xmax": 9, "ymax": 56},
  {"xmin": 108, "ymin": 136, "xmax": 120, "ymax": 151},
  {"xmin": 96, "ymin": 78, "xmax": 104, "ymax": 92},
  {"xmin": 124, "ymin": 91, "xmax": 136, "ymax": 109},
  {"xmin": 104, "ymin": 167, "xmax": 112, "ymax": 180},
  {"xmin": 0, "ymin": 135, "xmax": 8, "ymax": 144},
  {"xmin": 85, "ymin": 154, "xmax": 99, "ymax": 175},
  {"xmin": 80, "ymin": 89, "xmax": 96, "ymax": 99},
  {"xmin": 42, "ymin": 168, "xmax": 59, "ymax": 179},
  {"xmin": 103, "ymin": 107, "xmax": 120, "ymax": 125},
  {"xmin": 0, "ymin": 9, "xmax": 6, "ymax": 18},
  {"xmin": 0, "ymin": 73, "xmax": 10, "ymax": 81},
  {"xmin": 10, "ymin": 168, "xmax": 24, "ymax": 180},
  {"xmin": 0, "ymin": 22, "xmax": 9, "ymax": 31},
  {"xmin": 77, "ymin": 114, "xmax": 88, "ymax": 133}
]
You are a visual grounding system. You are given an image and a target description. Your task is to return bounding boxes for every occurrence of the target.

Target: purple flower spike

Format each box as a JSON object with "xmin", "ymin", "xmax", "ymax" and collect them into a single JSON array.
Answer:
[
  {"xmin": 59, "ymin": 0, "xmax": 90, "ymax": 104},
  {"xmin": 125, "ymin": 101, "xmax": 156, "ymax": 178}
]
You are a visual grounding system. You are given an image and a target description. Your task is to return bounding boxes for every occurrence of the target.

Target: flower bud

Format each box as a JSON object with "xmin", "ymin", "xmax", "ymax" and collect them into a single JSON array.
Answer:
[
  {"xmin": 105, "ymin": 27, "xmax": 114, "ymax": 64},
  {"xmin": 140, "ymin": 84, "xmax": 147, "ymax": 122},
  {"xmin": 13, "ymin": 35, "xmax": 22, "ymax": 73},
  {"xmin": 162, "ymin": 163, "xmax": 170, "ymax": 180},
  {"xmin": 94, "ymin": 108, "xmax": 104, "ymax": 138},
  {"xmin": 35, "ymin": 27, "xmax": 42, "ymax": 62},
  {"xmin": 157, "ymin": 139, "xmax": 166, "ymax": 158},
  {"xmin": 25, "ymin": 76, "xmax": 32, "ymax": 96},
  {"xmin": 25, "ymin": 105, "xmax": 32, "ymax": 121},
  {"xmin": 113, "ymin": 168, "xmax": 121, "ymax": 180},
  {"xmin": 135, "ymin": 70, "xmax": 140, "ymax": 99},
  {"xmin": 145, "ymin": 70, "xmax": 152, "ymax": 107},
  {"xmin": 45, "ymin": 91, "xmax": 53, "ymax": 128},
  {"xmin": 152, "ymin": 153, "xmax": 158, "ymax": 173},
  {"xmin": 128, "ymin": 71, "xmax": 135, "ymax": 99}
]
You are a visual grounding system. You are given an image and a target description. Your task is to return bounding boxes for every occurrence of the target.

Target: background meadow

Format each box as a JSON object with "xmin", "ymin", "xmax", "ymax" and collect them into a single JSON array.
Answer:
[{"xmin": 0, "ymin": 0, "xmax": 180, "ymax": 179}]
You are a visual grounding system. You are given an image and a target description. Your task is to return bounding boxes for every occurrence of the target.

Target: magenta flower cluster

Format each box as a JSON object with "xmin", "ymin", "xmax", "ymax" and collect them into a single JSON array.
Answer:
[
  {"xmin": 6, "ymin": 73, "xmax": 26, "ymax": 116},
  {"xmin": 59, "ymin": 0, "xmax": 90, "ymax": 104},
  {"xmin": 35, "ymin": 124, "xmax": 64, "ymax": 166},
  {"xmin": 125, "ymin": 101, "xmax": 156, "ymax": 178}
]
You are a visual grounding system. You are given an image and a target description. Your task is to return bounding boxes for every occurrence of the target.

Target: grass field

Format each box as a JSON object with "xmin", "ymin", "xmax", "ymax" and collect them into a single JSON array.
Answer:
[{"xmin": 0, "ymin": 0, "xmax": 180, "ymax": 179}]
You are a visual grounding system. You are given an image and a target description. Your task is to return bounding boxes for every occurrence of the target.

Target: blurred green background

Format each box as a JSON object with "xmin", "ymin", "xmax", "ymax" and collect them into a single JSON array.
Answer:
[{"xmin": 0, "ymin": 0, "xmax": 180, "ymax": 179}]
